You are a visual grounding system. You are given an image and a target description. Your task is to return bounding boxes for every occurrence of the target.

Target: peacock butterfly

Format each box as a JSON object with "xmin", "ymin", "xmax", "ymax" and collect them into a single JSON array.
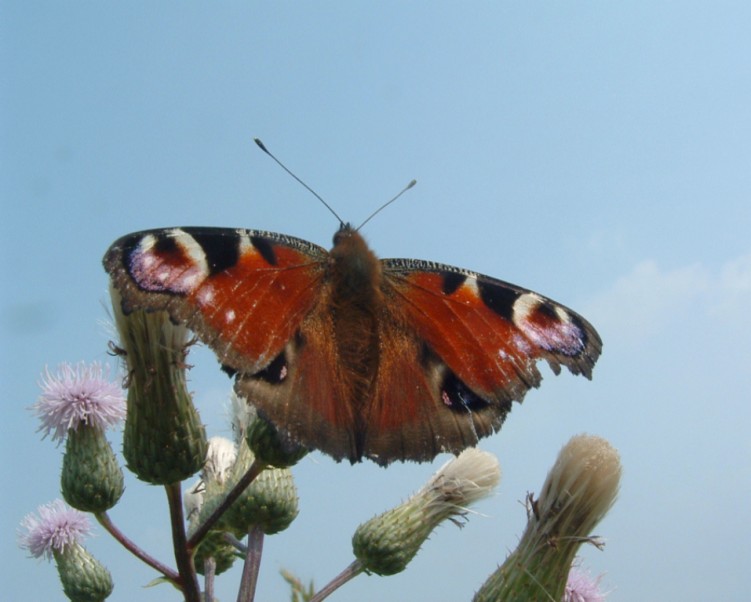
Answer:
[{"xmin": 104, "ymin": 218, "xmax": 601, "ymax": 465}]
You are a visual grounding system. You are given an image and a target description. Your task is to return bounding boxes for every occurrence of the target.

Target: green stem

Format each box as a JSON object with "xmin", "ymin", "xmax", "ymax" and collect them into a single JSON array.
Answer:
[{"xmin": 309, "ymin": 560, "xmax": 365, "ymax": 602}]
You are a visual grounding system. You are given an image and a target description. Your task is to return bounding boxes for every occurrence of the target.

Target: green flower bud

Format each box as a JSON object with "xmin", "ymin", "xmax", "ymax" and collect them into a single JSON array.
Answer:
[
  {"xmin": 110, "ymin": 287, "xmax": 207, "ymax": 485},
  {"xmin": 353, "ymin": 448, "xmax": 500, "ymax": 576},
  {"xmin": 193, "ymin": 531, "xmax": 238, "ymax": 576},
  {"xmin": 61, "ymin": 425, "xmax": 124, "ymax": 512},
  {"xmin": 217, "ymin": 440, "xmax": 299, "ymax": 536},
  {"xmin": 54, "ymin": 542, "xmax": 113, "ymax": 602},
  {"xmin": 473, "ymin": 435, "xmax": 621, "ymax": 602},
  {"xmin": 245, "ymin": 412, "xmax": 307, "ymax": 468}
]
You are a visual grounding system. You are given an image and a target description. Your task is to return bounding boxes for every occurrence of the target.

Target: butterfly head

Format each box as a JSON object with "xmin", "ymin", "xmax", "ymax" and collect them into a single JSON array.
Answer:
[
  {"xmin": 332, "ymin": 222, "xmax": 357, "ymax": 246},
  {"xmin": 329, "ymin": 222, "xmax": 381, "ymax": 293}
]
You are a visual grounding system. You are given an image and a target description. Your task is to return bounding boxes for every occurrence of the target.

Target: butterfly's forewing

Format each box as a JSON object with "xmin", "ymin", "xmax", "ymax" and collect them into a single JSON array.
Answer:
[
  {"xmin": 104, "ymin": 227, "xmax": 328, "ymax": 374},
  {"xmin": 359, "ymin": 259, "xmax": 602, "ymax": 460}
]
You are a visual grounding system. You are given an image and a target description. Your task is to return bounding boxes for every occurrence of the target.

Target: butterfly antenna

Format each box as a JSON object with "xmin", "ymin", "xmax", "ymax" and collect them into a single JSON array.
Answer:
[
  {"xmin": 356, "ymin": 179, "xmax": 417, "ymax": 231},
  {"xmin": 254, "ymin": 138, "xmax": 344, "ymax": 224}
]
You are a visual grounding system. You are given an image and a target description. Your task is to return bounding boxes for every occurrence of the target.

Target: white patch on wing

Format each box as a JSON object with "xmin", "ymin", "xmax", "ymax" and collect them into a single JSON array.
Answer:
[
  {"xmin": 460, "ymin": 278, "xmax": 480, "ymax": 298},
  {"xmin": 511, "ymin": 292, "xmax": 544, "ymax": 321},
  {"xmin": 512, "ymin": 292, "xmax": 583, "ymax": 354},
  {"xmin": 129, "ymin": 229, "xmax": 210, "ymax": 294},
  {"xmin": 237, "ymin": 231, "xmax": 253, "ymax": 254}
]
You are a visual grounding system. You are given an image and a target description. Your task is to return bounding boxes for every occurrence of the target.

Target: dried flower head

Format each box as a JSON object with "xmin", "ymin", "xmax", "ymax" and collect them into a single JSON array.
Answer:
[
  {"xmin": 184, "ymin": 437, "xmax": 239, "ymax": 521},
  {"xmin": 34, "ymin": 362, "xmax": 126, "ymax": 442},
  {"xmin": 353, "ymin": 448, "xmax": 501, "ymax": 576},
  {"xmin": 473, "ymin": 434, "xmax": 621, "ymax": 602},
  {"xmin": 18, "ymin": 500, "xmax": 92, "ymax": 560},
  {"xmin": 203, "ymin": 436, "xmax": 238, "ymax": 486}
]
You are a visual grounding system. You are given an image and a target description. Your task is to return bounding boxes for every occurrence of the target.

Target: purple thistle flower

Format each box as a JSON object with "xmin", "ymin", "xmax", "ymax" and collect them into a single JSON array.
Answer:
[
  {"xmin": 33, "ymin": 361, "xmax": 126, "ymax": 442},
  {"xmin": 18, "ymin": 500, "xmax": 92, "ymax": 560},
  {"xmin": 564, "ymin": 566, "xmax": 607, "ymax": 602}
]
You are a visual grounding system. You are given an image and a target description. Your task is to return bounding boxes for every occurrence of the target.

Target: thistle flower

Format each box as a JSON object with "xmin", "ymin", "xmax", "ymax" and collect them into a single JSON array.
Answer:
[
  {"xmin": 33, "ymin": 362, "xmax": 125, "ymax": 442},
  {"xmin": 353, "ymin": 448, "xmax": 501, "ymax": 576},
  {"xmin": 31, "ymin": 362, "xmax": 126, "ymax": 511},
  {"xmin": 564, "ymin": 566, "xmax": 607, "ymax": 602},
  {"xmin": 19, "ymin": 501, "xmax": 113, "ymax": 601},
  {"xmin": 18, "ymin": 500, "xmax": 92, "ymax": 560},
  {"xmin": 473, "ymin": 434, "xmax": 621, "ymax": 602}
]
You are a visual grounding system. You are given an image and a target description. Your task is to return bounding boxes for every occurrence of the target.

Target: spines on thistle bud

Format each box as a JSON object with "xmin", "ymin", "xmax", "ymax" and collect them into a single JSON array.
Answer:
[
  {"xmin": 110, "ymin": 286, "xmax": 207, "ymax": 485},
  {"xmin": 61, "ymin": 426, "xmax": 124, "ymax": 512},
  {"xmin": 245, "ymin": 410, "xmax": 307, "ymax": 468},
  {"xmin": 54, "ymin": 543, "xmax": 114, "ymax": 602},
  {"xmin": 192, "ymin": 530, "xmax": 239, "ymax": 576},
  {"xmin": 473, "ymin": 434, "xmax": 621, "ymax": 602},
  {"xmin": 218, "ymin": 439, "xmax": 300, "ymax": 537}
]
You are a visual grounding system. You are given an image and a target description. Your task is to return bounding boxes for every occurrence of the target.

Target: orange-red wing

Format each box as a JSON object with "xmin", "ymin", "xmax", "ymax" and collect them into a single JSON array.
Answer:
[
  {"xmin": 236, "ymin": 297, "xmax": 362, "ymax": 463},
  {"xmin": 104, "ymin": 227, "xmax": 328, "ymax": 374},
  {"xmin": 381, "ymin": 259, "xmax": 602, "ymax": 406}
]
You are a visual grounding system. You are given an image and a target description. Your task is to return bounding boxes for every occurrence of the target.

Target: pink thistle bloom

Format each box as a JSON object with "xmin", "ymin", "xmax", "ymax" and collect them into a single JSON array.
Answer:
[
  {"xmin": 564, "ymin": 566, "xmax": 607, "ymax": 602},
  {"xmin": 18, "ymin": 500, "xmax": 92, "ymax": 560},
  {"xmin": 33, "ymin": 361, "xmax": 126, "ymax": 442}
]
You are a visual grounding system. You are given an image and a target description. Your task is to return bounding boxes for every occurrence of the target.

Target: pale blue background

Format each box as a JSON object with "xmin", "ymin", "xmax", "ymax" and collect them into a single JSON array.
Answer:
[{"xmin": 3, "ymin": 3, "xmax": 750, "ymax": 601}]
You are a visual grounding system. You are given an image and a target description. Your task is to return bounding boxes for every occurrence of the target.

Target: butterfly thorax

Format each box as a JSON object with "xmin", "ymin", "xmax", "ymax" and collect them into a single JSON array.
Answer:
[{"xmin": 327, "ymin": 227, "xmax": 384, "ymax": 407}]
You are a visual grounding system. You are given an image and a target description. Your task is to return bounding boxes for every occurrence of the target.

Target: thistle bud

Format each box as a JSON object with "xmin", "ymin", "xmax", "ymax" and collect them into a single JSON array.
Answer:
[
  {"xmin": 473, "ymin": 434, "xmax": 621, "ymax": 602},
  {"xmin": 110, "ymin": 287, "xmax": 207, "ymax": 485},
  {"xmin": 54, "ymin": 543, "xmax": 114, "ymax": 602},
  {"xmin": 193, "ymin": 530, "xmax": 238, "ymax": 576},
  {"xmin": 215, "ymin": 439, "xmax": 299, "ymax": 537},
  {"xmin": 353, "ymin": 448, "xmax": 501, "ymax": 576},
  {"xmin": 245, "ymin": 410, "xmax": 307, "ymax": 468},
  {"xmin": 61, "ymin": 426, "xmax": 124, "ymax": 512}
]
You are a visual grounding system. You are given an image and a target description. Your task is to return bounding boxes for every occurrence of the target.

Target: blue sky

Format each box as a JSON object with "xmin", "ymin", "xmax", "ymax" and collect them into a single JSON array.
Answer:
[{"xmin": 2, "ymin": 3, "xmax": 750, "ymax": 601}]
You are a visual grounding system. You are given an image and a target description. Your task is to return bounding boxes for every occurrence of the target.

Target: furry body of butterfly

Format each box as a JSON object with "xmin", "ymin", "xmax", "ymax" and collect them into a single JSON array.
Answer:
[{"xmin": 105, "ymin": 223, "xmax": 602, "ymax": 465}]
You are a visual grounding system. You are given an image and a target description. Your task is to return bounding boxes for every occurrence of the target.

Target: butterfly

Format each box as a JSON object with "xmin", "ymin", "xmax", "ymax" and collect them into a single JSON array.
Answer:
[{"xmin": 104, "ymin": 218, "xmax": 601, "ymax": 465}]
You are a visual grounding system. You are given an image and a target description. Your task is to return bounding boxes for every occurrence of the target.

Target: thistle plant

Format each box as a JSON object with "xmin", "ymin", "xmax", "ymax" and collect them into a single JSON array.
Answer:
[
  {"xmin": 473, "ymin": 434, "xmax": 621, "ymax": 602},
  {"xmin": 19, "ymin": 500, "xmax": 113, "ymax": 602},
  {"xmin": 21, "ymin": 293, "xmax": 619, "ymax": 601},
  {"xmin": 34, "ymin": 362, "xmax": 126, "ymax": 513}
]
